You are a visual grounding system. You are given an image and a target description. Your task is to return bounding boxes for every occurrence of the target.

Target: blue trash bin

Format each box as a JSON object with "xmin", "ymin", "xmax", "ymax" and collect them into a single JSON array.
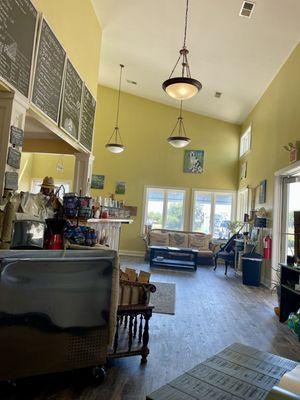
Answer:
[{"xmin": 242, "ymin": 252, "xmax": 263, "ymax": 286}]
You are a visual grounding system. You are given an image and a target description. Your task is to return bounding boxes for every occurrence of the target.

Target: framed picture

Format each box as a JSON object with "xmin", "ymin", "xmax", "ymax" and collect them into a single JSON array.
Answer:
[
  {"xmin": 183, "ymin": 150, "xmax": 204, "ymax": 173},
  {"xmin": 115, "ymin": 181, "xmax": 126, "ymax": 195},
  {"xmin": 240, "ymin": 162, "xmax": 247, "ymax": 180},
  {"xmin": 258, "ymin": 179, "xmax": 267, "ymax": 204},
  {"xmin": 91, "ymin": 174, "xmax": 105, "ymax": 189}
]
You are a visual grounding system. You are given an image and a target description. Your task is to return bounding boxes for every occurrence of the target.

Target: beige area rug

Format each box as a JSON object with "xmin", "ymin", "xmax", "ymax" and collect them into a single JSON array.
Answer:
[{"xmin": 150, "ymin": 282, "xmax": 176, "ymax": 315}]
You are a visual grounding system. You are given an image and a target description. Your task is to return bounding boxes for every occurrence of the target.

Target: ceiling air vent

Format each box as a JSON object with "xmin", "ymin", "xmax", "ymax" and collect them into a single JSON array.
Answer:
[
  {"xmin": 239, "ymin": 1, "xmax": 255, "ymax": 18},
  {"xmin": 126, "ymin": 79, "xmax": 137, "ymax": 85}
]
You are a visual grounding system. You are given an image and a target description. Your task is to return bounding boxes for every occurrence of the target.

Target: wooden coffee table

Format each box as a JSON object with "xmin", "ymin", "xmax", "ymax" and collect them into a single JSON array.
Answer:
[{"xmin": 149, "ymin": 246, "xmax": 198, "ymax": 271}]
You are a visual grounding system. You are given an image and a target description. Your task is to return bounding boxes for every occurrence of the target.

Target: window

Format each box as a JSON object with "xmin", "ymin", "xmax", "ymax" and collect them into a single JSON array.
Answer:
[
  {"xmin": 143, "ymin": 187, "xmax": 186, "ymax": 231},
  {"xmin": 237, "ymin": 188, "xmax": 249, "ymax": 222},
  {"xmin": 281, "ymin": 176, "xmax": 300, "ymax": 261},
  {"xmin": 240, "ymin": 125, "xmax": 251, "ymax": 157},
  {"xmin": 31, "ymin": 179, "xmax": 71, "ymax": 197},
  {"xmin": 192, "ymin": 190, "xmax": 235, "ymax": 238}
]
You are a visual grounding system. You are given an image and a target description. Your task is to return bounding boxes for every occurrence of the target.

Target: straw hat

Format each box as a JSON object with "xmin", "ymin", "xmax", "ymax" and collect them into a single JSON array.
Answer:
[{"xmin": 40, "ymin": 176, "xmax": 56, "ymax": 189}]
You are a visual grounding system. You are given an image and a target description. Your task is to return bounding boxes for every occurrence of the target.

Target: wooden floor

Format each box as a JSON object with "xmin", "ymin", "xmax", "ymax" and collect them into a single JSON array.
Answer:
[{"xmin": 0, "ymin": 257, "xmax": 299, "ymax": 400}]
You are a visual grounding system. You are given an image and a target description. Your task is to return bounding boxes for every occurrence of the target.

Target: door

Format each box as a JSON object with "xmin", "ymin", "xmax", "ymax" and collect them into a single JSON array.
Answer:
[{"xmin": 280, "ymin": 176, "xmax": 300, "ymax": 263}]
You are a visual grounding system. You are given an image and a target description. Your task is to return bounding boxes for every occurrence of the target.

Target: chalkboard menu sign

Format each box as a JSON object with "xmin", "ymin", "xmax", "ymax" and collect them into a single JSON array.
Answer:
[
  {"xmin": 60, "ymin": 59, "xmax": 83, "ymax": 139},
  {"xmin": 0, "ymin": 0, "xmax": 37, "ymax": 98},
  {"xmin": 31, "ymin": 19, "xmax": 66, "ymax": 123},
  {"xmin": 79, "ymin": 85, "xmax": 96, "ymax": 151},
  {"xmin": 7, "ymin": 147, "xmax": 21, "ymax": 169},
  {"xmin": 5, "ymin": 172, "xmax": 18, "ymax": 191},
  {"xmin": 10, "ymin": 126, "xmax": 24, "ymax": 147}
]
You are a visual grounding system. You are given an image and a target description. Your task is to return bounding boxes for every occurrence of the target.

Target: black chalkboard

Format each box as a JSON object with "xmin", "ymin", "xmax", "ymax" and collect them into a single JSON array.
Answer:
[
  {"xmin": 79, "ymin": 85, "xmax": 96, "ymax": 151},
  {"xmin": 7, "ymin": 147, "xmax": 21, "ymax": 169},
  {"xmin": 60, "ymin": 59, "xmax": 83, "ymax": 139},
  {"xmin": 31, "ymin": 18, "xmax": 66, "ymax": 123},
  {"xmin": 5, "ymin": 172, "xmax": 18, "ymax": 191},
  {"xmin": 10, "ymin": 126, "xmax": 24, "ymax": 147},
  {"xmin": 0, "ymin": 0, "xmax": 37, "ymax": 98}
]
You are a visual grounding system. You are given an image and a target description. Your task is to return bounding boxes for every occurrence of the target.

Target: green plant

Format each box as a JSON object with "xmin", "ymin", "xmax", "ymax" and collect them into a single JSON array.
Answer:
[{"xmin": 226, "ymin": 220, "xmax": 244, "ymax": 234}]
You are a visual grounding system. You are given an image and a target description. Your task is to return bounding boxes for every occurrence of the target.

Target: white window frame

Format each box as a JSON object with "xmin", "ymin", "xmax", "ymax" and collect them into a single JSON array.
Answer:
[
  {"xmin": 190, "ymin": 189, "xmax": 236, "ymax": 236},
  {"xmin": 237, "ymin": 188, "xmax": 250, "ymax": 222},
  {"xmin": 239, "ymin": 125, "xmax": 252, "ymax": 158},
  {"xmin": 31, "ymin": 178, "xmax": 72, "ymax": 194},
  {"xmin": 141, "ymin": 185, "xmax": 189, "ymax": 234}
]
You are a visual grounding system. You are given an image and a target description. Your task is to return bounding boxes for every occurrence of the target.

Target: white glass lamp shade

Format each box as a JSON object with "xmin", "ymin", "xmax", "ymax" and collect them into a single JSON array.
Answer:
[
  {"xmin": 105, "ymin": 143, "xmax": 125, "ymax": 153},
  {"xmin": 167, "ymin": 136, "xmax": 191, "ymax": 148},
  {"xmin": 163, "ymin": 77, "xmax": 202, "ymax": 100}
]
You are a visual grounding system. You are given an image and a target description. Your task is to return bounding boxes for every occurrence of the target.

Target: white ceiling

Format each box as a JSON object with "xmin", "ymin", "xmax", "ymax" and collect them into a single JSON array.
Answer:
[{"xmin": 93, "ymin": 0, "xmax": 300, "ymax": 124}]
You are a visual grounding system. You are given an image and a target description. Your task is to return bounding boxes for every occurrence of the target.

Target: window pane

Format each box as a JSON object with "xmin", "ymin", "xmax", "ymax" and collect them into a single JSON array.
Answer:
[
  {"xmin": 214, "ymin": 194, "xmax": 233, "ymax": 238},
  {"xmin": 165, "ymin": 191, "xmax": 185, "ymax": 230},
  {"xmin": 287, "ymin": 182, "xmax": 300, "ymax": 256},
  {"xmin": 145, "ymin": 189, "xmax": 164, "ymax": 229},
  {"xmin": 193, "ymin": 192, "xmax": 212, "ymax": 234},
  {"xmin": 240, "ymin": 127, "xmax": 251, "ymax": 157}
]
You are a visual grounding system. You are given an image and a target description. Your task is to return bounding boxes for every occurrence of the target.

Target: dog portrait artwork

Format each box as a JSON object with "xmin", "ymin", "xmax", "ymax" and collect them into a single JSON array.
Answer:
[{"xmin": 183, "ymin": 150, "xmax": 204, "ymax": 174}]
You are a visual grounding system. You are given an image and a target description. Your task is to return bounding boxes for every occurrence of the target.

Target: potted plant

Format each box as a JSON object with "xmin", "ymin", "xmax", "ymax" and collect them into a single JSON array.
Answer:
[
  {"xmin": 271, "ymin": 266, "xmax": 281, "ymax": 316},
  {"xmin": 225, "ymin": 221, "xmax": 244, "ymax": 237}
]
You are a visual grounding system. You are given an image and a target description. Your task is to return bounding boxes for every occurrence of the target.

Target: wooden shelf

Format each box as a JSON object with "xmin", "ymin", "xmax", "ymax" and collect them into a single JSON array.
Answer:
[{"xmin": 281, "ymin": 284, "xmax": 300, "ymax": 295}]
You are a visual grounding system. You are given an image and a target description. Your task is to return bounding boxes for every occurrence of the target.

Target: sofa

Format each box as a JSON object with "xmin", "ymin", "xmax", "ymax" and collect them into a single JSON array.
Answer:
[{"xmin": 144, "ymin": 228, "xmax": 215, "ymax": 265}]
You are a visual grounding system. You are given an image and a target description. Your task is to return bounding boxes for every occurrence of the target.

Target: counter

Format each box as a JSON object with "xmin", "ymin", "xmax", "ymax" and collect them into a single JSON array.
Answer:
[{"xmin": 87, "ymin": 218, "xmax": 133, "ymax": 251}]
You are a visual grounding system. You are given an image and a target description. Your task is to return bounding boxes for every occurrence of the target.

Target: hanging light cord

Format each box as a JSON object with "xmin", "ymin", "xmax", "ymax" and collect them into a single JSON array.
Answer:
[
  {"xmin": 168, "ymin": 0, "xmax": 191, "ymax": 79},
  {"xmin": 183, "ymin": 0, "xmax": 189, "ymax": 49},
  {"xmin": 107, "ymin": 64, "xmax": 125, "ymax": 145},
  {"xmin": 169, "ymin": 101, "xmax": 188, "ymax": 138},
  {"xmin": 115, "ymin": 64, "xmax": 124, "ymax": 128}
]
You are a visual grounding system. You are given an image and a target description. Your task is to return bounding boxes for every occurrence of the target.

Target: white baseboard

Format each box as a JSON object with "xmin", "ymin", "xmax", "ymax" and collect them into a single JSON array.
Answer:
[
  {"xmin": 119, "ymin": 250, "xmax": 145, "ymax": 257},
  {"xmin": 262, "ymin": 277, "xmax": 272, "ymax": 289}
]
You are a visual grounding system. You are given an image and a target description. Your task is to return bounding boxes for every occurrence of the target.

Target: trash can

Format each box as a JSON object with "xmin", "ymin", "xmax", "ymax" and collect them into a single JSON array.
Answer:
[{"xmin": 242, "ymin": 252, "xmax": 263, "ymax": 286}]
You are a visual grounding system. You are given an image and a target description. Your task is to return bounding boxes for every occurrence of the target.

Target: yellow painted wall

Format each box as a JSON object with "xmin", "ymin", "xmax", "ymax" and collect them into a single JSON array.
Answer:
[
  {"xmin": 93, "ymin": 85, "xmax": 240, "ymax": 252},
  {"xmin": 19, "ymin": 153, "xmax": 75, "ymax": 191},
  {"xmin": 32, "ymin": 0, "xmax": 101, "ymax": 97},
  {"xmin": 239, "ymin": 43, "xmax": 300, "ymax": 210},
  {"xmin": 238, "ymin": 43, "xmax": 300, "ymax": 285}
]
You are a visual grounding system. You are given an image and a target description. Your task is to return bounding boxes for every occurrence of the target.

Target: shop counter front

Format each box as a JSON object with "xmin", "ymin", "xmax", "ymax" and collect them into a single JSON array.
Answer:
[{"xmin": 87, "ymin": 219, "xmax": 133, "ymax": 251}]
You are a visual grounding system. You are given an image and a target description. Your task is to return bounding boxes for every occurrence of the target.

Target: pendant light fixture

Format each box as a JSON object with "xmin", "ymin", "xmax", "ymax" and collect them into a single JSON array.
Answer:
[
  {"xmin": 105, "ymin": 64, "xmax": 126, "ymax": 153},
  {"xmin": 162, "ymin": 0, "xmax": 202, "ymax": 100},
  {"xmin": 167, "ymin": 101, "xmax": 191, "ymax": 148}
]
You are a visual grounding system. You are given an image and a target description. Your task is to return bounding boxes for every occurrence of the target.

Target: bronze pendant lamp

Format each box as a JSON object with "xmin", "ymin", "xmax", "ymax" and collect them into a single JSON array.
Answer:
[
  {"xmin": 162, "ymin": 0, "xmax": 202, "ymax": 100},
  {"xmin": 105, "ymin": 64, "xmax": 126, "ymax": 153},
  {"xmin": 167, "ymin": 101, "xmax": 191, "ymax": 148}
]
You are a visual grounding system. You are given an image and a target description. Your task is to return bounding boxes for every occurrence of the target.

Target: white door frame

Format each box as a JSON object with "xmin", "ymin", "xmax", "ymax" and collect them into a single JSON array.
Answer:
[{"xmin": 273, "ymin": 160, "xmax": 300, "ymax": 280}]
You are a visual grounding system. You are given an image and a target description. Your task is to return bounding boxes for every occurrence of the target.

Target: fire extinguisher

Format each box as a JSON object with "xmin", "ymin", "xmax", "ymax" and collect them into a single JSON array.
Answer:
[{"xmin": 263, "ymin": 235, "xmax": 272, "ymax": 259}]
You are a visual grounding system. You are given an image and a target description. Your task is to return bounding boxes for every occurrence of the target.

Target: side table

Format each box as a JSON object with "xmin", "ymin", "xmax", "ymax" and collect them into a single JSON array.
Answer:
[{"xmin": 109, "ymin": 304, "xmax": 154, "ymax": 364}]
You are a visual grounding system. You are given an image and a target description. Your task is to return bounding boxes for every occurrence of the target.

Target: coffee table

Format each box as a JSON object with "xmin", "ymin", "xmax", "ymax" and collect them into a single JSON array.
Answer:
[{"xmin": 149, "ymin": 246, "xmax": 198, "ymax": 271}]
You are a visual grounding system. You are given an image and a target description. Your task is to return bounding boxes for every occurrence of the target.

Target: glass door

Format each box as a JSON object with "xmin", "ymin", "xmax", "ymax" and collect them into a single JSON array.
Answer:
[{"xmin": 280, "ymin": 176, "xmax": 300, "ymax": 263}]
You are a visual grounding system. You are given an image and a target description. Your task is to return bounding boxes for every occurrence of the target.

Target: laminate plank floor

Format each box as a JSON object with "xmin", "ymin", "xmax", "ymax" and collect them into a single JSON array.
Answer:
[{"xmin": 0, "ymin": 257, "xmax": 299, "ymax": 400}]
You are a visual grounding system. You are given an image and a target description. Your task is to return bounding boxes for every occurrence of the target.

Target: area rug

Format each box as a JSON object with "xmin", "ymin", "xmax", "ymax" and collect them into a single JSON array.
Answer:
[{"xmin": 150, "ymin": 282, "xmax": 176, "ymax": 315}]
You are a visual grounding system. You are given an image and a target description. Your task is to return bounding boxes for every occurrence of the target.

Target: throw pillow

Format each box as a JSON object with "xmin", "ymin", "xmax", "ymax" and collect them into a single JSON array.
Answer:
[
  {"xmin": 149, "ymin": 231, "xmax": 169, "ymax": 247},
  {"xmin": 188, "ymin": 233, "xmax": 211, "ymax": 250},
  {"xmin": 169, "ymin": 232, "xmax": 188, "ymax": 248}
]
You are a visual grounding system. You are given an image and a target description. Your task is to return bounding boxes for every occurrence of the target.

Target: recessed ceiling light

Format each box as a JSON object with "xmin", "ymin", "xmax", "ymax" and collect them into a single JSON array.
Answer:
[
  {"xmin": 239, "ymin": 1, "xmax": 255, "ymax": 18},
  {"xmin": 215, "ymin": 92, "xmax": 222, "ymax": 98},
  {"xmin": 126, "ymin": 79, "xmax": 137, "ymax": 85}
]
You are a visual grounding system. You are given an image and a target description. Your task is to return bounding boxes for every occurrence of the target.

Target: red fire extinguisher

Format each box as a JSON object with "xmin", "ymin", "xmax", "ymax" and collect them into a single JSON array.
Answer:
[{"xmin": 263, "ymin": 235, "xmax": 272, "ymax": 259}]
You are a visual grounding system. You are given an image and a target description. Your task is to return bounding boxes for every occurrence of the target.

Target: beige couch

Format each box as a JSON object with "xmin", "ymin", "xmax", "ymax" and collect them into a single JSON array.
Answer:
[{"xmin": 144, "ymin": 229, "xmax": 215, "ymax": 265}]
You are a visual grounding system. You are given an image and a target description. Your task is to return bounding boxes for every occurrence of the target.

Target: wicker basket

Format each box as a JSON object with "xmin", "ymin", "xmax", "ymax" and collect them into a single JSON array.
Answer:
[{"xmin": 118, "ymin": 280, "xmax": 156, "ymax": 306}]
